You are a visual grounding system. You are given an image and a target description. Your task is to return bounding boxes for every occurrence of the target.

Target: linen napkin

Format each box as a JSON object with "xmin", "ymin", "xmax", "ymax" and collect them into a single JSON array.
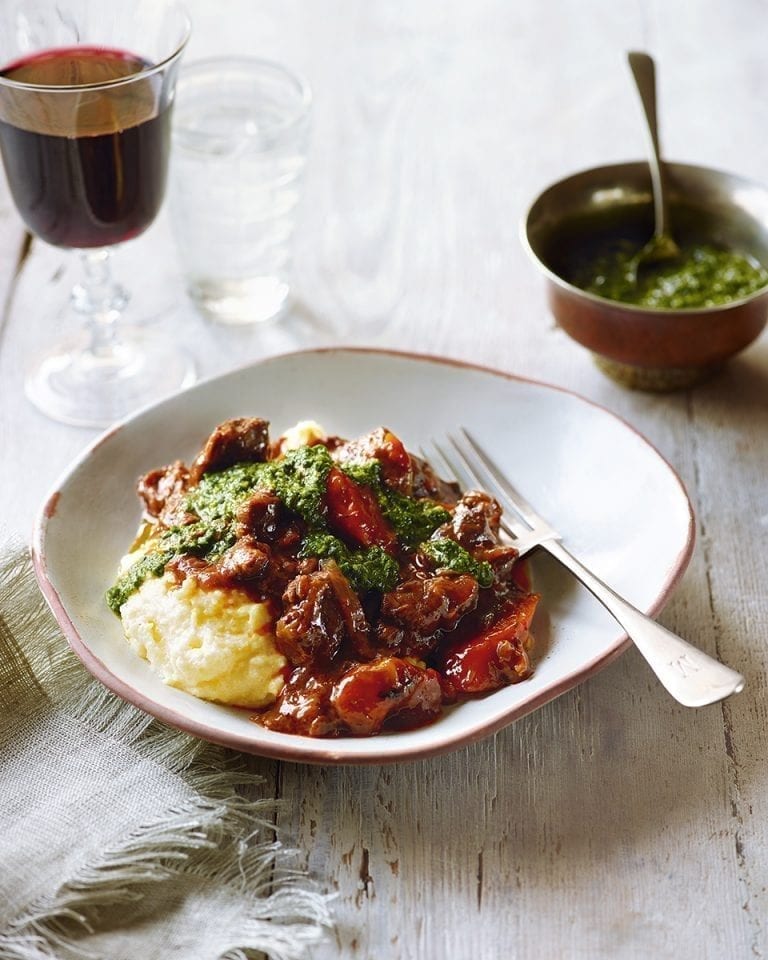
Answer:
[{"xmin": 0, "ymin": 540, "xmax": 333, "ymax": 959}]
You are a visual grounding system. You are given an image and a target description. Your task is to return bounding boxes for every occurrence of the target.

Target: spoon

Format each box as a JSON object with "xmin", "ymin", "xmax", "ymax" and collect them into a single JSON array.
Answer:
[{"xmin": 627, "ymin": 51, "xmax": 681, "ymax": 281}]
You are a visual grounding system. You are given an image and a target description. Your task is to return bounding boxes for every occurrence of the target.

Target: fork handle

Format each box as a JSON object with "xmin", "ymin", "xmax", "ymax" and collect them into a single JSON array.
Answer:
[{"xmin": 543, "ymin": 539, "xmax": 745, "ymax": 707}]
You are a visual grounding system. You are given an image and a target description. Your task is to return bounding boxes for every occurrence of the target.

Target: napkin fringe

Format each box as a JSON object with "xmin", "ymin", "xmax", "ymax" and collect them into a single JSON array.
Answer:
[
  {"xmin": 0, "ymin": 543, "xmax": 333, "ymax": 960},
  {"xmin": 0, "ymin": 784, "xmax": 333, "ymax": 960}
]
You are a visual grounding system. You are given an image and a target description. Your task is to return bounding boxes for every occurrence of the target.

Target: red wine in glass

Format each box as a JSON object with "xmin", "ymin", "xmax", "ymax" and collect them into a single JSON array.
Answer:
[
  {"xmin": 0, "ymin": 46, "xmax": 171, "ymax": 248},
  {"xmin": 0, "ymin": 0, "xmax": 191, "ymax": 427}
]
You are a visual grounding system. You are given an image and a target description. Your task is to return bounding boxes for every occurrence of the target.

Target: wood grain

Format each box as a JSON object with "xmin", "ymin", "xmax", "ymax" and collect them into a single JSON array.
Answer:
[{"xmin": 1, "ymin": 1, "xmax": 767, "ymax": 957}]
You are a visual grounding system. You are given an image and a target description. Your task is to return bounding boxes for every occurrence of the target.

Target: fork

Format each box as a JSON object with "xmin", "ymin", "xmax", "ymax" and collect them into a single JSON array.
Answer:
[{"xmin": 424, "ymin": 429, "xmax": 745, "ymax": 708}]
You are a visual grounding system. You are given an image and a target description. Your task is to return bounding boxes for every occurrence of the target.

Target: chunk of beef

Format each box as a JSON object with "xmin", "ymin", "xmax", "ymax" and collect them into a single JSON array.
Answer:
[
  {"xmin": 276, "ymin": 572, "xmax": 347, "ymax": 664},
  {"xmin": 376, "ymin": 574, "xmax": 479, "ymax": 658},
  {"xmin": 137, "ymin": 461, "xmax": 193, "ymax": 526},
  {"xmin": 258, "ymin": 666, "xmax": 342, "ymax": 738},
  {"xmin": 334, "ymin": 427, "xmax": 413, "ymax": 495},
  {"xmin": 235, "ymin": 490, "xmax": 283, "ymax": 541},
  {"xmin": 330, "ymin": 657, "xmax": 443, "ymax": 735},
  {"xmin": 215, "ymin": 536, "xmax": 271, "ymax": 580},
  {"xmin": 189, "ymin": 417, "xmax": 270, "ymax": 482},
  {"xmin": 167, "ymin": 535, "xmax": 300, "ymax": 601},
  {"xmin": 470, "ymin": 544, "xmax": 521, "ymax": 587},
  {"xmin": 449, "ymin": 491, "xmax": 502, "ymax": 548},
  {"xmin": 256, "ymin": 552, "xmax": 302, "ymax": 598},
  {"xmin": 236, "ymin": 489, "xmax": 305, "ymax": 552},
  {"xmin": 321, "ymin": 560, "xmax": 373, "ymax": 657},
  {"xmin": 276, "ymin": 562, "xmax": 369, "ymax": 666},
  {"xmin": 409, "ymin": 454, "xmax": 460, "ymax": 504},
  {"xmin": 168, "ymin": 536, "xmax": 270, "ymax": 589}
]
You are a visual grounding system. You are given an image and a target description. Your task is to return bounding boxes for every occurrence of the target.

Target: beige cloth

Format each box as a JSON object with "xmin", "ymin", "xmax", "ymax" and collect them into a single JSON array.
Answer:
[{"xmin": 0, "ymin": 543, "xmax": 332, "ymax": 959}]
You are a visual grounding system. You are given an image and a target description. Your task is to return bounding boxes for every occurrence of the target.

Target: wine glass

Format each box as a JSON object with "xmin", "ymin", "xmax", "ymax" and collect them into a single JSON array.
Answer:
[{"xmin": 0, "ymin": 1, "xmax": 193, "ymax": 427}]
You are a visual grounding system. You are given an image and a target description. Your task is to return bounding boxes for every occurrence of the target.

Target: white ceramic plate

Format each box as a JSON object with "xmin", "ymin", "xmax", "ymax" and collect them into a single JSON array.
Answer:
[{"xmin": 32, "ymin": 349, "xmax": 694, "ymax": 764}]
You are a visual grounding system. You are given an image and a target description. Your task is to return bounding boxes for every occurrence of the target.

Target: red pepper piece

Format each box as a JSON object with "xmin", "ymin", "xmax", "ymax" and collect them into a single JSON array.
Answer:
[
  {"xmin": 325, "ymin": 466, "xmax": 397, "ymax": 552},
  {"xmin": 331, "ymin": 656, "xmax": 443, "ymax": 735},
  {"xmin": 438, "ymin": 592, "xmax": 540, "ymax": 695}
]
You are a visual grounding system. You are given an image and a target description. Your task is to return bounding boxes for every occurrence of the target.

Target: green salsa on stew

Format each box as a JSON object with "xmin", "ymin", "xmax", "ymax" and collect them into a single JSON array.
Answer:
[{"xmin": 107, "ymin": 442, "xmax": 462, "ymax": 612}]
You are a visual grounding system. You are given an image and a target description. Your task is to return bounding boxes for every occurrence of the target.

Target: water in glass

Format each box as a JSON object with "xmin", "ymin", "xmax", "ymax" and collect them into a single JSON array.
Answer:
[{"xmin": 170, "ymin": 59, "xmax": 311, "ymax": 325}]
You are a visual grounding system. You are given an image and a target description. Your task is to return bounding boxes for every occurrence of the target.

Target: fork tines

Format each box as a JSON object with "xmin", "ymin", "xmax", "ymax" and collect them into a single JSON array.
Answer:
[{"xmin": 422, "ymin": 432, "xmax": 550, "ymax": 555}]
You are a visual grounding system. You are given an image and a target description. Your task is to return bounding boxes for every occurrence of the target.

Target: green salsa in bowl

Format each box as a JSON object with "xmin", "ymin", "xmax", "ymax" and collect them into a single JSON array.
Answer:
[
  {"xmin": 523, "ymin": 162, "xmax": 768, "ymax": 390},
  {"xmin": 571, "ymin": 239, "xmax": 768, "ymax": 311}
]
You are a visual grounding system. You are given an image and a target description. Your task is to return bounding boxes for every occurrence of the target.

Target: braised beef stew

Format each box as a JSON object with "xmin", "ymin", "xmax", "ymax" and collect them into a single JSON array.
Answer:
[{"xmin": 109, "ymin": 418, "xmax": 540, "ymax": 737}]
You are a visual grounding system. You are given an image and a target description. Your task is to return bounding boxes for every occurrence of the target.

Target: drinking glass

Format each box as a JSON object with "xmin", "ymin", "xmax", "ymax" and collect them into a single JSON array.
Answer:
[
  {"xmin": 169, "ymin": 58, "xmax": 312, "ymax": 325},
  {"xmin": 0, "ymin": 1, "xmax": 193, "ymax": 427}
]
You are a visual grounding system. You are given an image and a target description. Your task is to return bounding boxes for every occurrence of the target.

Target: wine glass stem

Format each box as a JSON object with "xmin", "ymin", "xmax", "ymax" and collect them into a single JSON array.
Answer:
[{"xmin": 71, "ymin": 249, "xmax": 130, "ymax": 359}]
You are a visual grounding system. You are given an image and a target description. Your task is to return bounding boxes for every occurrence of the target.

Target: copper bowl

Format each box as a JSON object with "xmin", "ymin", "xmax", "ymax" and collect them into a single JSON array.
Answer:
[{"xmin": 522, "ymin": 161, "xmax": 768, "ymax": 390}]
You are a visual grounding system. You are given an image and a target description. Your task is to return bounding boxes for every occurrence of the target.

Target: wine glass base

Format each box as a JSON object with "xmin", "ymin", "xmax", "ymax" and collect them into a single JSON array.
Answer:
[{"xmin": 25, "ymin": 328, "xmax": 196, "ymax": 428}]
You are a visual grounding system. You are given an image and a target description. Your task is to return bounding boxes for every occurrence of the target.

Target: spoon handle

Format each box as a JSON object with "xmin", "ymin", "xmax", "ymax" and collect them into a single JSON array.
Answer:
[{"xmin": 628, "ymin": 51, "xmax": 671, "ymax": 240}]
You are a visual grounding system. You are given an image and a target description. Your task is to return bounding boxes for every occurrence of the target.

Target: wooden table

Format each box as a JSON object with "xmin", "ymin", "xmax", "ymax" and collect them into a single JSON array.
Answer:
[{"xmin": 2, "ymin": 2, "xmax": 767, "ymax": 956}]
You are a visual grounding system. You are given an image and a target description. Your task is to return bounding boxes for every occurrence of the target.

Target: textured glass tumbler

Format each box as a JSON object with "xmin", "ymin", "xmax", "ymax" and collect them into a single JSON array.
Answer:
[{"xmin": 169, "ymin": 57, "xmax": 311, "ymax": 325}]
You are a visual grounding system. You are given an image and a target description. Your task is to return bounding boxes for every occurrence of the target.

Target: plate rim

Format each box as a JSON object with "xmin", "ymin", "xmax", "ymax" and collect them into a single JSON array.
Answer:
[{"xmin": 31, "ymin": 346, "xmax": 696, "ymax": 764}]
